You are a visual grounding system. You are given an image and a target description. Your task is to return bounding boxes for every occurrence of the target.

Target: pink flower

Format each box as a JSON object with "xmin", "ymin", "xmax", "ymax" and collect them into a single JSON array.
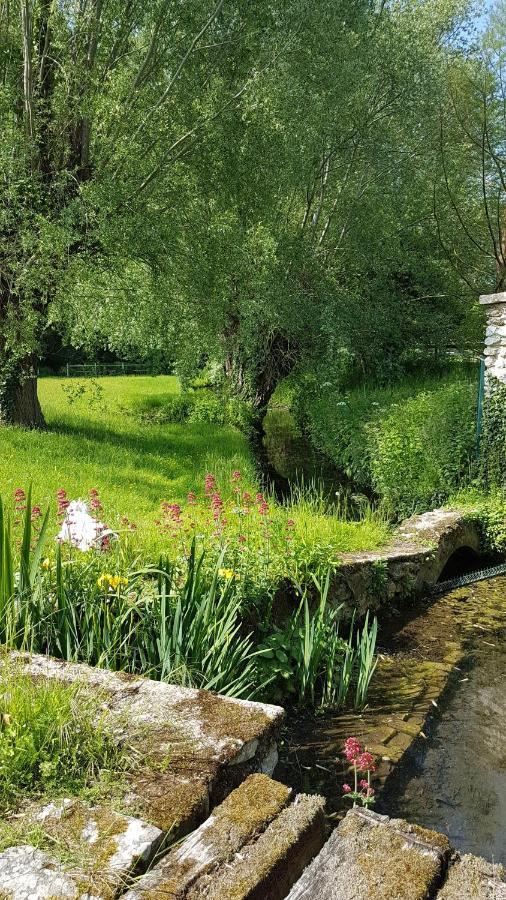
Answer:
[
  {"xmin": 342, "ymin": 784, "xmax": 352, "ymax": 794},
  {"xmin": 14, "ymin": 488, "xmax": 26, "ymax": 502},
  {"xmin": 56, "ymin": 489, "xmax": 70, "ymax": 518},
  {"xmin": 356, "ymin": 752, "xmax": 375, "ymax": 772},
  {"xmin": 204, "ymin": 473, "xmax": 216, "ymax": 495},
  {"xmin": 31, "ymin": 505, "xmax": 42, "ymax": 521},
  {"xmin": 187, "ymin": 491, "xmax": 197, "ymax": 506},
  {"xmin": 238, "ymin": 534, "xmax": 247, "ymax": 544},
  {"xmin": 359, "ymin": 779, "xmax": 369, "ymax": 790},
  {"xmin": 343, "ymin": 737, "xmax": 361, "ymax": 762},
  {"xmin": 286, "ymin": 519, "xmax": 295, "ymax": 529},
  {"xmin": 231, "ymin": 470, "xmax": 241, "ymax": 482},
  {"xmin": 242, "ymin": 492, "xmax": 252, "ymax": 506}
]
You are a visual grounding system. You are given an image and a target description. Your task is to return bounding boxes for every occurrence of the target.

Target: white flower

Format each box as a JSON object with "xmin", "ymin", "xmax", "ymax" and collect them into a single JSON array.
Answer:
[{"xmin": 57, "ymin": 500, "xmax": 117, "ymax": 552}]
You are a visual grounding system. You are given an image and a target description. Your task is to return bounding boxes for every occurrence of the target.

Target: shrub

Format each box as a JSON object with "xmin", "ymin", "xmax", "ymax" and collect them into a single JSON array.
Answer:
[
  {"xmin": 132, "ymin": 389, "xmax": 254, "ymax": 433},
  {"xmin": 294, "ymin": 369, "xmax": 478, "ymax": 517},
  {"xmin": 371, "ymin": 380, "xmax": 477, "ymax": 516},
  {"xmin": 479, "ymin": 380, "xmax": 506, "ymax": 490}
]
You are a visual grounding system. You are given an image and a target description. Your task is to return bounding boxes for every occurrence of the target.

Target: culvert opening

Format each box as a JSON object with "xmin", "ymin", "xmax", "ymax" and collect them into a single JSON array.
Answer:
[{"xmin": 437, "ymin": 546, "xmax": 483, "ymax": 582}]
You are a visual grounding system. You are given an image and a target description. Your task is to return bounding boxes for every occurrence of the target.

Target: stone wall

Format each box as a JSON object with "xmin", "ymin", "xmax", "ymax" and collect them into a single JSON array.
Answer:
[
  {"xmin": 480, "ymin": 290, "xmax": 506, "ymax": 384},
  {"xmin": 329, "ymin": 507, "xmax": 484, "ymax": 616}
]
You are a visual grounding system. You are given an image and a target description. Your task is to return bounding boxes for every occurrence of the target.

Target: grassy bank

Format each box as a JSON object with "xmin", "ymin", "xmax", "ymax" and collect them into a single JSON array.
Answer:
[
  {"xmin": 0, "ymin": 376, "xmax": 257, "ymax": 549},
  {"xmin": 271, "ymin": 365, "xmax": 480, "ymax": 519},
  {"xmin": 0, "ymin": 375, "xmax": 390, "ymax": 560}
]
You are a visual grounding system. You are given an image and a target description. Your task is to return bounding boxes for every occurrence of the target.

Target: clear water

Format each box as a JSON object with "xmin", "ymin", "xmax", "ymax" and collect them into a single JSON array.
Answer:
[{"xmin": 379, "ymin": 615, "xmax": 506, "ymax": 864}]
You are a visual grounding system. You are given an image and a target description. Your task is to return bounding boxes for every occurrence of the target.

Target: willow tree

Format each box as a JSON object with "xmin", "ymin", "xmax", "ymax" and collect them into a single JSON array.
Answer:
[{"xmin": 0, "ymin": 0, "xmax": 280, "ymax": 425}]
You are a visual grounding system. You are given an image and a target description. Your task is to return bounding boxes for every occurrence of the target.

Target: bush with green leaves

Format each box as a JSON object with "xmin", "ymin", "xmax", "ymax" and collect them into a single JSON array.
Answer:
[
  {"xmin": 285, "ymin": 368, "xmax": 479, "ymax": 518},
  {"xmin": 256, "ymin": 571, "xmax": 377, "ymax": 709},
  {"xmin": 479, "ymin": 380, "xmax": 506, "ymax": 490},
  {"xmin": 132, "ymin": 388, "xmax": 254, "ymax": 434}
]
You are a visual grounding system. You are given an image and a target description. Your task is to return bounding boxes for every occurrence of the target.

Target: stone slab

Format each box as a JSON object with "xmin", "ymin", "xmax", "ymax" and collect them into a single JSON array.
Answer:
[
  {"xmin": 480, "ymin": 291, "xmax": 506, "ymax": 305},
  {"xmin": 0, "ymin": 800, "xmax": 162, "ymax": 899},
  {"xmin": 190, "ymin": 793, "xmax": 326, "ymax": 900},
  {"xmin": 9, "ymin": 654, "xmax": 284, "ymax": 836},
  {"xmin": 286, "ymin": 808, "xmax": 450, "ymax": 900},
  {"xmin": 437, "ymin": 854, "xmax": 506, "ymax": 899},
  {"xmin": 123, "ymin": 774, "xmax": 294, "ymax": 899}
]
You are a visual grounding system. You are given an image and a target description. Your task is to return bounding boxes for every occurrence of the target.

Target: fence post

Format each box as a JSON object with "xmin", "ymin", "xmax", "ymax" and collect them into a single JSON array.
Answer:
[
  {"xmin": 66, "ymin": 363, "xmax": 70, "ymax": 377},
  {"xmin": 476, "ymin": 356, "xmax": 485, "ymax": 455}
]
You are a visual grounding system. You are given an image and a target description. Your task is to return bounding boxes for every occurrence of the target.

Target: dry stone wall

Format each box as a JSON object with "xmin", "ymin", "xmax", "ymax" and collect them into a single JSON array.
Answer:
[{"xmin": 480, "ymin": 290, "xmax": 506, "ymax": 384}]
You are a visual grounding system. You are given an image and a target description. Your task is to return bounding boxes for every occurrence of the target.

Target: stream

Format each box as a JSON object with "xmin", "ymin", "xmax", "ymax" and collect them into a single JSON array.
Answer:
[{"xmin": 278, "ymin": 574, "xmax": 506, "ymax": 864}]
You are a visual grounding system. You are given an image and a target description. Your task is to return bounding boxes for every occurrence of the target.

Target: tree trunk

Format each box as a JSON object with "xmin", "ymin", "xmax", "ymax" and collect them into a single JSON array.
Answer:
[{"xmin": 0, "ymin": 357, "xmax": 45, "ymax": 428}]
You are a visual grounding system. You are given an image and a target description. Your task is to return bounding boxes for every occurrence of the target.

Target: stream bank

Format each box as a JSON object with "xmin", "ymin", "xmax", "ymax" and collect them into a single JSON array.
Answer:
[{"xmin": 277, "ymin": 573, "xmax": 506, "ymax": 860}]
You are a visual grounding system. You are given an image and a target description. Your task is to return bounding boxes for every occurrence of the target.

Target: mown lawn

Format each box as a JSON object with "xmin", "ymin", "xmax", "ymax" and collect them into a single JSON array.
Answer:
[
  {"xmin": 0, "ymin": 375, "xmax": 390, "ymax": 555},
  {"xmin": 0, "ymin": 376, "xmax": 257, "ymax": 546}
]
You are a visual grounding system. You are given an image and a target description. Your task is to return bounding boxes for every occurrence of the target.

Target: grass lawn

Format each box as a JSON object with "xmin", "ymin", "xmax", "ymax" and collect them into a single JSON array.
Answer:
[
  {"xmin": 0, "ymin": 376, "xmax": 256, "ymax": 547},
  {"xmin": 0, "ymin": 375, "xmax": 390, "ymax": 555}
]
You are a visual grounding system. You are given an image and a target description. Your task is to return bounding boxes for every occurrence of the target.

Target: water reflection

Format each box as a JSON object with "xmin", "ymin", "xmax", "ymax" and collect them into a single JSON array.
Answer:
[{"xmin": 380, "ymin": 628, "xmax": 506, "ymax": 863}]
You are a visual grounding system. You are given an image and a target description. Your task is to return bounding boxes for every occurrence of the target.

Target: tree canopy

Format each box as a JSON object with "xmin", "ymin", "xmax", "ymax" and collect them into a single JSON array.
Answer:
[{"xmin": 0, "ymin": 0, "xmax": 501, "ymax": 423}]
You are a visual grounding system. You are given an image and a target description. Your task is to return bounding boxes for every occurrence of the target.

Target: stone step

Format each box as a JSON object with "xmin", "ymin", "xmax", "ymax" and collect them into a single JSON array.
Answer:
[
  {"xmin": 10, "ymin": 653, "xmax": 284, "ymax": 838},
  {"xmin": 123, "ymin": 774, "xmax": 326, "ymax": 900},
  {"xmin": 286, "ymin": 808, "xmax": 450, "ymax": 900},
  {"xmin": 437, "ymin": 854, "xmax": 506, "ymax": 899},
  {"xmin": 0, "ymin": 800, "xmax": 163, "ymax": 899}
]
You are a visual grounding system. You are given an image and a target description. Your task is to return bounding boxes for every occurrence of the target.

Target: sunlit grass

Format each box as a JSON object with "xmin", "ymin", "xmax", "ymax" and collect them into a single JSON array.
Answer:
[
  {"xmin": 0, "ymin": 376, "xmax": 257, "ymax": 549},
  {"xmin": 0, "ymin": 375, "xmax": 390, "ymax": 556}
]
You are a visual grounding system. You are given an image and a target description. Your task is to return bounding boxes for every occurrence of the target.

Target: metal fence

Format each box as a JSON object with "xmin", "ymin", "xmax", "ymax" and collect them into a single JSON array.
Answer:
[{"xmin": 61, "ymin": 362, "xmax": 154, "ymax": 377}]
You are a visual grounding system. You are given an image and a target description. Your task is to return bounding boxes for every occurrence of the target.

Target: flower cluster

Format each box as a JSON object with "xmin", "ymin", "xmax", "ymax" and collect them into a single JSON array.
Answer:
[
  {"xmin": 341, "ymin": 737, "xmax": 377, "ymax": 808},
  {"xmin": 218, "ymin": 567, "xmax": 240, "ymax": 581},
  {"xmin": 97, "ymin": 573, "xmax": 128, "ymax": 591}
]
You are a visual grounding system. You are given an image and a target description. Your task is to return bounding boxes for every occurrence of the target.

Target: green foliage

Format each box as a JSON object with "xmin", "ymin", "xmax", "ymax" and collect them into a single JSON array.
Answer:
[
  {"xmin": 0, "ymin": 484, "xmax": 380, "ymax": 707},
  {"xmin": 0, "ymin": 500, "xmax": 258, "ymax": 698},
  {"xmin": 133, "ymin": 389, "xmax": 255, "ymax": 434},
  {"xmin": 479, "ymin": 380, "xmax": 506, "ymax": 489},
  {"xmin": 0, "ymin": 0, "xmax": 487, "ymax": 423},
  {"xmin": 257, "ymin": 572, "xmax": 378, "ymax": 709},
  {"xmin": 0, "ymin": 667, "xmax": 124, "ymax": 812},
  {"xmin": 295, "ymin": 368, "xmax": 478, "ymax": 517}
]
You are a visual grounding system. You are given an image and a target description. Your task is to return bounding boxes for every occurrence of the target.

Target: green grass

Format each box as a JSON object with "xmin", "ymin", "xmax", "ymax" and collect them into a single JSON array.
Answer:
[
  {"xmin": 286, "ymin": 365, "xmax": 480, "ymax": 518},
  {"xmin": 0, "ymin": 375, "xmax": 390, "ymax": 556},
  {"xmin": 0, "ymin": 376, "xmax": 257, "ymax": 548},
  {"xmin": 0, "ymin": 665, "xmax": 125, "ymax": 813}
]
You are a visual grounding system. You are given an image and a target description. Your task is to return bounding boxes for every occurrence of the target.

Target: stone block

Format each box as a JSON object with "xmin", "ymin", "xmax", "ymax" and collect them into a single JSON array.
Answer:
[
  {"xmin": 437, "ymin": 854, "xmax": 506, "ymax": 899},
  {"xmin": 123, "ymin": 774, "xmax": 293, "ymax": 899},
  {"xmin": 10, "ymin": 654, "xmax": 284, "ymax": 836},
  {"xmin": 189, "ymin": 793, "xmax": 326, "ymax": 900},
  {"xmin": 0, "ymin": 800, "xmax": 163, "ymax": 899},
  {"xmin": 286, "ymin": 808, "xmax": 450, "ymax": 900}
]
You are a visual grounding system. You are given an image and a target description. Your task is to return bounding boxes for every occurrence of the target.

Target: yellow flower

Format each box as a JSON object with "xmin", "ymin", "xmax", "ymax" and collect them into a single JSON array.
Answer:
[
  {"xmin": 97, "ymin": 573, "xmax": 112, "ymax": 589},
  {"xmin": 97, "ymin": 573, "xmax": 128, "ymax": 591},
  {"xmin": 218, "ymin": 568, "xmax": 240, "ymax": 581},
  {"xmin": 42, "ymin": 558, "xmax": 51, "ymax": 570}
]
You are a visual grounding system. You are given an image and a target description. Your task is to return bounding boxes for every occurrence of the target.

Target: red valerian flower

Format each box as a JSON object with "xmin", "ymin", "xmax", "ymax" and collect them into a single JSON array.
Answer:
[
  {"xmin": 187, "ymin": 491, "xmax": 197, "ymax": 506},
  {"xmin": 231, "ymin": 470, "xmax": 241, "ymax": 482},
  {"xmin": 204, "ymin": 473, "xmax": 216, "ymax": 495},
  {"xmin": 343, "ymin": 737, "xmax": 361, "ymax": 762},
  {"xmin": 356, "ymin": 752, "xmax": 374, "ymax": 772},
  {"xmin": 342, "ymin": 784, "xmax": 352, "ymax": 794}
]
